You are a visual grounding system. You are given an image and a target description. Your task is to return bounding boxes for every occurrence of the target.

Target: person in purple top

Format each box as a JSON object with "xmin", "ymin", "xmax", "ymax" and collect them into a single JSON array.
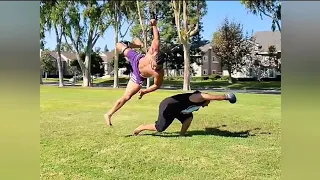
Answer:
[{"xmin": 105, "ymin": 19, "xmax": 165, "ymax": 126}]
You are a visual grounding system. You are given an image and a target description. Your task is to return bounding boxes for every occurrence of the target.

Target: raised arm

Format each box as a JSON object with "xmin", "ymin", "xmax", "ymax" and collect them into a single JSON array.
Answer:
[
  {"xmin": 138, "ymin": 69, "xmax": 164, "ymax": 99},
  {"xmin": 148, "ymin": 19, "xmax": 160, "ymax": 55}
]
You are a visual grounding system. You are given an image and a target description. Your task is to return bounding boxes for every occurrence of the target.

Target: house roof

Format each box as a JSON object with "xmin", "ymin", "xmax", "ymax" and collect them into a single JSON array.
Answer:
[
  {"xmin": 48, "ymin": 51, "xmax": 59, "ymax": 59},
  {"xmin": 254, "ymin": 31, "xmax": 281, "ymax": 52},
  {"xmin": 199, "ymin": 43, "xmax": 213, "ymax": 52},
  {"xmin": 100, "ymin": 51, "xmax": 115, "ymax": 62},
  {"xmin": 61, "ymin": 52, "xmax": 77, "ymax": 60}
]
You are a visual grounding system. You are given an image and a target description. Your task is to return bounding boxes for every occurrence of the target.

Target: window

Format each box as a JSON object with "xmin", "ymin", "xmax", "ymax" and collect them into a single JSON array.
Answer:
[
  {"xmin": 212, "ymin": 56, "xmax": 219, "ymax": 63},
  {"xmin": 203, "ymin": 56, "xmax": 207, "ymax": 62},
  {"xmin": 212, "ymin": 70, "xmax": 216, "ymax": 74},
  {"xmin": 203, "ymin": 69, "xmax": 208, "ymax": 75}
]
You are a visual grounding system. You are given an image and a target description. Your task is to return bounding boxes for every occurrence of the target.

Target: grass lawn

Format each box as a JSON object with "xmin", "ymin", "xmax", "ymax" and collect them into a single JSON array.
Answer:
[
  {"xmin": 40, "ymin": 86, "xmax": 281, "ymax": 180},
  {"xmin": 93, "ymin": 78, "xmax": 281, "ymax": 90}
]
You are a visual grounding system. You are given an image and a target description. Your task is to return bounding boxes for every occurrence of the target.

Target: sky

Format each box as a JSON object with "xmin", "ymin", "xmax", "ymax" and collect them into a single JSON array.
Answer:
[{"xmin": 44, "ymin": 1, "xmax": 274, "ymax": 51}]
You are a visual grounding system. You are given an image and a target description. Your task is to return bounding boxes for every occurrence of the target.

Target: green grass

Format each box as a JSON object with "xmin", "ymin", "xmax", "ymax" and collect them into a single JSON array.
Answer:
[
  {"xmin": 40, "ymin": 86, "xmax": 281, "ymax": 180},
  {"xmin": 43, "ymin": 77, "xmax": 281, "ymax": 90},
  {"xmin": 93, "ymin": 77, "xmax": 281, "ymax": 90}
]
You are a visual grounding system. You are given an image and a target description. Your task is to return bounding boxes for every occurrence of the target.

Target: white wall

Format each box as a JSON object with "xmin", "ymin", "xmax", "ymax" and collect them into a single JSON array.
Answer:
[{"xmin": 191, "ymin": 62, "xmax": 202, "ymax": 77}]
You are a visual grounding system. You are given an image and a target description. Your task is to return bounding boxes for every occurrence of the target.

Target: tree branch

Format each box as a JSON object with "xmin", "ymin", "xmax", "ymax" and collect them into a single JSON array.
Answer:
[
  {"xmin": 120, "ymin": 18, "xmax": 135, "ymax": 38},
  {"xmin": 63, "ymin": 34, "xmax": 75, "ymax": 53},
  {"xmin": 183, "ymin": 0, "xmax": 188, "ymax": 32},
  {"xmin": 189, "ymin": 23, "xmax": 199, "ymax": 37},
  {"xmin": 92, "ymin": 33, "xmax": 100, "ymax": 47}
]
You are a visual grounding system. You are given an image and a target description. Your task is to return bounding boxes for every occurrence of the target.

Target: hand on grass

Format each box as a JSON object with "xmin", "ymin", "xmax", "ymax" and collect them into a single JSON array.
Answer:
[{"xmin": 138, "ymin": 90, "xmax": 146, "ymax": 99}]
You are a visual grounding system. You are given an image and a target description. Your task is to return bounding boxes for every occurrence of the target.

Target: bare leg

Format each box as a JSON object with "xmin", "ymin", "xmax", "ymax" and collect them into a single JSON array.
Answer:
[
  {"xmin": 179, "ymin": 117, "xmax": 193, "ymax": 136},
  {"xmin": 133, "ymin": 124, "xmax": 157, "ymax": 136},
  {"xmin": 105, "ymin": 80, "xmax": 141, "ymax": 126},
  {"xmin": 131, "ymin": 38, "xmax": 144, "ymax": 48}
]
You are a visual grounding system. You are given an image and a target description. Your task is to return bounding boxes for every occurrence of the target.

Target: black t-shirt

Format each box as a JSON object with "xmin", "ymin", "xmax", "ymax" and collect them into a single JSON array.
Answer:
[{"xmin": 161, "ymin": 91, "xmax": 205, "ymax": 115}]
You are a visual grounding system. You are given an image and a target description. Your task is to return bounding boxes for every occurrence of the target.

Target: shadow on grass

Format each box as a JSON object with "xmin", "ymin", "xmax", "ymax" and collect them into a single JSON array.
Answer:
[{"xmin": 126, "ymin": 125, "xmax": 270, "ymax": 138}]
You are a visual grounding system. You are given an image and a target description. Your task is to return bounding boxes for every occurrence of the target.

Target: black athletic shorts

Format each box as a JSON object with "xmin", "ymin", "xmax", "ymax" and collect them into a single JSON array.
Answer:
[{"xmin": 154, "ymin": 102, "xmax": 193, "ymax": 132}]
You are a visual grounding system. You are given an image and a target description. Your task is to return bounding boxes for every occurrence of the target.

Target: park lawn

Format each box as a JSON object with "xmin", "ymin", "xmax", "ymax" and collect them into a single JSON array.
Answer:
[
  {"xmin": 93, "ymin": 77, "xmax": 281, "ymax": 90},
  {"xmin": 40, "ymin": 86, "xmax": 281, "ymax": 180},
  {"xmin": 43, "ymin": 77, "xmax": 281, "ymax": 89}
]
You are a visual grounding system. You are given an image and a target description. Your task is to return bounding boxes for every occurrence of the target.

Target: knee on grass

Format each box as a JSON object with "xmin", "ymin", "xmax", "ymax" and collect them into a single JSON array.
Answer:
[{"xmin": 155, "ymin": 124, "xmax": 166, "ymax": 133}]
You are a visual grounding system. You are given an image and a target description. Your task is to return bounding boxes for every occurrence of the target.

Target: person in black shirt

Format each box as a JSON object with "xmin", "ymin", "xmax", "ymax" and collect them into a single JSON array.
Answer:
[{"xmin": 133, "ymin": 90, "xmax": 237, "ymax": 136}]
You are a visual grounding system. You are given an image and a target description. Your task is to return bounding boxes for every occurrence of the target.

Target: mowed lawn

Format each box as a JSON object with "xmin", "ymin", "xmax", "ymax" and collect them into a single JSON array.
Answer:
[{"xmin": 40, "ymin": 86, "xmax": 281, "ymax": 180}]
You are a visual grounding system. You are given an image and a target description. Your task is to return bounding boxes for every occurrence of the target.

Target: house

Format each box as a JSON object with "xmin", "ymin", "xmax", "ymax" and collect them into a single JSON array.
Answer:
[
  {"xmin": 222, "ymin": 31, "xmax": 281, "ymax": 78},
  {"xmin": 99, "ymin": 51, "xmax": 129, "ymax": 78},
  {"xmin": 41, "ymin": 51, "xmax": 76, "ymax": 76},
  {"xmin": 99, "ymin": 51, "xmax": 114, "ymax": 76},
  {"xmin": 192, "ymin": 43, "xmax": 222, "ymax": 77},
  {"xmin": 41, "ymin": 50, "xmax": 129, "ymax": 78},
  {"xmin": 165, "ymin": 43, "xmax": 223, "ymax": 77}
]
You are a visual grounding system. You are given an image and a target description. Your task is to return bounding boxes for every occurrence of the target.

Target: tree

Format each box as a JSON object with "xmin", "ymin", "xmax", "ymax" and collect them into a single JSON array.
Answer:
[
  {"xmin": 40, "ymin": 1, "xmax": 69, "ymax": 87},
  {"xmin": 40, "ymin": 15, "xmax": 45, "ymax": 84},
  {"xmin": 267, "ymin": 45, "xmax": 281, "ymax": 73},
  {"xmin": 136, "ymin": 0, "xmax": 160, "ymax": 87},
  {"xmin": 55, "ymin": 42, "xmax": 73, "ymax": 52},
  {"xmin": 171, "ymin": 0, "xmax": 207, "ymax": 91},
  {"xmin": 212, "ymin": 17, "xmax": 255, "ymax": 83},
  {"xmin": 106, "ymin": 0, "xmax": 137, "ymax": 88},
  {"xmin": 160, "ymin": 43, "xmax": 203, "ymax": 76},
  {"xmin": 70, "ymin": 52, "xmax": 104, "ymax": 76},
  {"xmin": 240, "ymin": 0, "xmax": 281, "ymax": 32},
  {"xmin": 110, "ymin": 52, "xmax": 132, "ymax": 75},
  {"xmin": 41, "ymin": 50, "xmax": 57, "ymax": 79},
  {"xmin": 64, "ymin": 0, "xmax": 110, "ymax": 87}
]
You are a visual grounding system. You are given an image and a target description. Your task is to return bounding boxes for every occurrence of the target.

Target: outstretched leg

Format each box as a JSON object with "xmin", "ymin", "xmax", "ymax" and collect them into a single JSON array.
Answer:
[
  {"xmin": 133, "ymin": 104, "xmax": 174, "ymax": 135},
  {"xmin": 133, "ymin": 124, "xmax": 157, "ymax": 136},
  {"xmin": 116, "ymin": 38, "xmax": 143, "ymax": 57},
  {"xmin": 105, "ymin": 80, "xmax": 141, "ymax": 126}
]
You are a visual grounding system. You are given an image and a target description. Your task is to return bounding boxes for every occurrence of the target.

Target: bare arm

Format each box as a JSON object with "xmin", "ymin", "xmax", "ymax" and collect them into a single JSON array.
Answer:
[
  {"xmin": 142, "ymin": 70, "xmax": 164, "ymax": 94},
  {"xmin": 189, "ymin": 92, "xmax": 227, "ymax": 102},
  {"xmin": 148, "ymin": 19, "xmax": 160, "ymax": 55}
]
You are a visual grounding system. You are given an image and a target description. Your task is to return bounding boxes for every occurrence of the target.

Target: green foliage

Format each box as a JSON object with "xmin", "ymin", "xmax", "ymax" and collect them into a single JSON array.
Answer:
[
  {"xmin": 70, "ymin": 52, "xmax": 104, "ymax": 76},
  {"xmin": 212, "ymin": 17, "xmax": 255, "ymax": 82},
  {"xmin": 161, "ymin": 42, "xmax": 204, "ymax": 71},
  {"xmin": 240, "ymin": 0, "xmax": 281, "ymax": 32},
  {"xmin": 110, "ymin": 52, "xmax": 132, "ymax": 75},
  {"xmin": 41, "ymin": 51, "xmax": 56, "ymax": 73},
  {"xmin": 268, "ymin": 45, "xmax": 281, "ymax": 72}
]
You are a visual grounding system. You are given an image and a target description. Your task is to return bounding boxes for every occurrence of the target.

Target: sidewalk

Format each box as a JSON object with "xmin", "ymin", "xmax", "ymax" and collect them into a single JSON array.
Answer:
[{"xmin": 41, "ymin": 82, "xmax": 281, "ymax": 95}]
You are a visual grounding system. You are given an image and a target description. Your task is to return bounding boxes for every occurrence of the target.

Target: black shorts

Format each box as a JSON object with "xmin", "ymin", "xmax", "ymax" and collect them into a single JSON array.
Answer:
[{"xmin": 155, "ymin": 103, "xmax": 193, "ymax": 132}]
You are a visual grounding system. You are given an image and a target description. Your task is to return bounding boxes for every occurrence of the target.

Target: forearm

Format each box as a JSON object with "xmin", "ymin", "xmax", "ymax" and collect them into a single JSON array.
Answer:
[
  {"xmin": 143, "ymin": 84, "xmax": 160, "ymax": 94},
  {"xmin": 152, "ymin": 26, "xmax": 159, "ymax": 40},
  {"xmin": 202, "ymin": 93, "xmax": 228, "ymax": 101}
]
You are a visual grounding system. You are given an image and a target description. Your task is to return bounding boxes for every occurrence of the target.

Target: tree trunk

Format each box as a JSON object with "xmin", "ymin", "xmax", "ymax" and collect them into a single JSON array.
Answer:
[
  {"xmin": 45, "ymin": 72, "xmax": 48, "ymax": 79},
  {"xmin": 56, "ymin": 47, "xmax": 64, "ymax": 87},
  {"xmin": 227, "ymin": 67, "xmax": 232, "ymax": 84},
  {"xmin": 113, "ymin": 4, "xmax": 120, "ymax": 88},
  {"xmin": 40, "ymin": 69, "xmax": 43, "ymax": 84},
  {"xmin": 82, "ymin": 53, "xmax": 91, "ymax": 87},
  {"xmin": 182, "ymin": 43, "xmax": 191, "ymax": 91},
  {"xmin": 40, "ymin": 49, "xmax": 43, "ymax": 84}
]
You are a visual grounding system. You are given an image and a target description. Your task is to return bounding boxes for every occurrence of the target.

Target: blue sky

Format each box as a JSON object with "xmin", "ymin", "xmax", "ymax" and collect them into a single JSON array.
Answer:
[{"xmin": 44, "ymin": 1, "xmax": 274, "ymax": 51}]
